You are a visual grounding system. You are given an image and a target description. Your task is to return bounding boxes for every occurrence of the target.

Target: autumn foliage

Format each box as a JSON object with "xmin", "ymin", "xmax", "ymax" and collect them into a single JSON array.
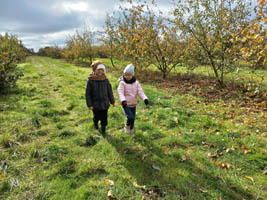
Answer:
[
  {"xmin": 61, "ymin": 28, "xmax": 96, "ymax": 66},
  {"xmin": 236, "ymin": 0, "xmax": 267, "ymax": 69},
  {"xmin": 104, "ymin": 0, "xmax": 183, "ymax": 78},
  {"xmin": 38, "ymin": 46, "xmax": 62, "ymax": 59},
  {"xmin": 33, "ymin": 0, "xmax": 266, "ymax": 87},
  {"xmin": 101, "ymin": 0, "xmax": 266, "ymax": 87}
]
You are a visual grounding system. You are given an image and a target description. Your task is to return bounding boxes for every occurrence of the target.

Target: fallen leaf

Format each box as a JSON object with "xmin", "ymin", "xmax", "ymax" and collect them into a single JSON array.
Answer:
[
  {"xmin": 181, "ymin": 155, "xmax": 188, "ymax": 162},
  {"xmin": 244, "ymin": 149, "xmax": 251, "ymax": 154},
  {"xmin": 199, "ymin": 188, "xmax": 208, "ymax": 193},
  {"xmin": 207, "ymin": 152, "xmax": 217, "ymax": 158},
  {"xmin": 163, "ymin": 148, "xmax": 171, "ymax": 155},
  {"xmin": 226, "ymin": 163, "xmax": 231, "ymax": 169},
  {"xmin": 142, "ymin": 153, "xmax": 149, "ymax": 160},
  {"xmin": 107, "ymin": 190, "xmax": 113, "ymax": 197},
  {"xmin": 152, "ymin": 164, "xmax": 160, "ymax": 171},
  {"xmin": 240, "ymin": 146, "xmax": 252, "ymax": 154},
  {"xmin": 231, "ymin": 146, "xmax": 235, "ymax": 150},
  {"xmin": 208, "ymin": 144, "xmax": 215, "ymax": 148},
  {"xmin": 133, "ymin": 181, "xmax": 146, "ymax": 189},
  {"xmin": 245, "ymin": 176, "xmax": 254, "ymax": 182},
  {"xmin": 226, "ymin": 148, "xmax": 231, "ymax": 153},
  {"xmin": 173, "ymin": 117, "xmax": 178, "ymax": 124},
  {"xmin": 0, "ymin": 173, "xmax": 5, "ymax": 180},
  {"xmin": 106, "ymin": 179, "xmax": 114, "ymax": 186}
]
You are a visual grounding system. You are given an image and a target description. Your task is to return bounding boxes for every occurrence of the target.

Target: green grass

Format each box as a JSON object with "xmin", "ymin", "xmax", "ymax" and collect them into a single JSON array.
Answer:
[{"xmin": 0, "ymin": 56, "xmax": 266, "ymax": 200}]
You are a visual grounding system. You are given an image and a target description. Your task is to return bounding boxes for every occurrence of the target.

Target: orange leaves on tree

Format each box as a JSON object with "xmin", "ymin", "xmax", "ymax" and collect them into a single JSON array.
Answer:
[{"xmin": 236, "ymin": 0, "xmax": 267, "ymax": 68}]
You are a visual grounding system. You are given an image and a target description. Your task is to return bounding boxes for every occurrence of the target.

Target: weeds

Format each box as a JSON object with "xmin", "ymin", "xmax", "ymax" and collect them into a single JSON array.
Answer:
[
  {"xmin": 57, "ymin": 159, "xmax": 76, "ymax": 175},
  {"xmin": 41, "ymin": 145, "xmax": 68, "ymax": 163}
]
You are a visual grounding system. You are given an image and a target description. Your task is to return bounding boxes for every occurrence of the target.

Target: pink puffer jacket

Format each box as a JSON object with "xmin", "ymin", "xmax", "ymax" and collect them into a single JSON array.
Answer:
[{"xmin": 117, "ymin": 78, "xmax": 147, "ymax": 107}]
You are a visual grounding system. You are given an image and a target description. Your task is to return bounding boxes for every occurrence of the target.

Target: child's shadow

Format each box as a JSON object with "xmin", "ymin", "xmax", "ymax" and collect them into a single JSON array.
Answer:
[{"xmin": 106, "ymin": 132, "xmax": 255, "ymax": 199}]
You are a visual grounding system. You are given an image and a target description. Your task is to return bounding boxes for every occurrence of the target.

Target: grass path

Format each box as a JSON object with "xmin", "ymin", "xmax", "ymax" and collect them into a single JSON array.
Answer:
[{"xmin": 0, "ymin": 56, "xmax": 266, "ymax": 200}]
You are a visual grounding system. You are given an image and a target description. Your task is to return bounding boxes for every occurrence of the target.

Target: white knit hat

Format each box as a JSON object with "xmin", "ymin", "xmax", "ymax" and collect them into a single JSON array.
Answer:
[
  {"xmin": 96, "ymin": 64, "xmax": 106, "ymax": 73},
  {"xmin": 124, "ymin": 64, "xmax": 134, "ymax": 76}
]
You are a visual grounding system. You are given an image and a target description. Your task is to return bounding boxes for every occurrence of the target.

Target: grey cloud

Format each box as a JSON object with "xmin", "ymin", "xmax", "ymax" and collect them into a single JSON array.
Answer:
[
  {"xmin": 0, "ymin": 0, "xmax": 172, "ymax": 51},
  {"xmin": 13, "ymin": 15, "xmax": 80, "ymax": 34},
  {"xmin": 0, "ymin": 0, "xmax": 84, "ymax": 34}
]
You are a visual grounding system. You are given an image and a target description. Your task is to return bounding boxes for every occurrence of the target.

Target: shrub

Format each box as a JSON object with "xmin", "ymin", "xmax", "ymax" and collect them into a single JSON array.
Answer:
[
  {"xmin": 0, "ymin": 33, "xmax": 27, "ymax": 92},
  {"xmin": 37, "ymin": 46, "xmax": 62, "ymax": 59}
]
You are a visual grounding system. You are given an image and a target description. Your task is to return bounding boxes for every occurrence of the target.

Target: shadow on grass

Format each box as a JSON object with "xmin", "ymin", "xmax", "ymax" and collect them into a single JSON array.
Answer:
[
  {"xmin": 0, "ymin": 87, "xmax": 36, "ymax": 111},
  {"xmin": 106, "ymin": 132, "xmax": 255, "ymax": 199},
  {"xmin": 0, "ymin": 87, "xmax": 30, "ymax": 97}
]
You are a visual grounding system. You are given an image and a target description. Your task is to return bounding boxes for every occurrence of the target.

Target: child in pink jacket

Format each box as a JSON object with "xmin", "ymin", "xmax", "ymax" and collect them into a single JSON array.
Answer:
[{"xmin": 118, "ymin": 64, "xmax": 148, "ymax": 135}]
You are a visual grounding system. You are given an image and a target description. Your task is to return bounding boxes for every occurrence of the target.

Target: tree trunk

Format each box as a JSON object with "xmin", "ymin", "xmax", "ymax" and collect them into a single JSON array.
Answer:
[
  {"xmin": 163, "ymin": 71, "xmax": 167, "ymax": 79},
  {"xmin": 110, "ymin": 56, "xmax": 116, "ymax": 69},
  {"xmin": 89, "ymin": 56, "xmax": 93, "ymax": 66}
]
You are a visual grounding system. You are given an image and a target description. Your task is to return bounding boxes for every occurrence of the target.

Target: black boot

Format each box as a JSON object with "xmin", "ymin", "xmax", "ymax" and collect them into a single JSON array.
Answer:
[
  {"xmin": 101, "ymin": 126, "xmax": 106, "ymax": 137},
  {"xmin": 94, "ymin": 122, "xmax": 99, "ymax": 130}
]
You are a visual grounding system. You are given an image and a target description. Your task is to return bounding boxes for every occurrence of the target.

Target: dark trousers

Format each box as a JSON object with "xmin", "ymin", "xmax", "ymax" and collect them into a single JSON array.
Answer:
[
  {"xmin": 123, "ymin": 106, "xmax": 136, "ymax": 129},
  {"xmin": 93, "ymin": 109, "xmax": 108, "ymax": 127}
]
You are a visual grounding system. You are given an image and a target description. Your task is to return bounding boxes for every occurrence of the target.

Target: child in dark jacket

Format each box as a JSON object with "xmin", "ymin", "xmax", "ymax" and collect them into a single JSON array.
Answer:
[{"xmin": 85, "ymin": 62, "xmax": 115, "ymax": 136}]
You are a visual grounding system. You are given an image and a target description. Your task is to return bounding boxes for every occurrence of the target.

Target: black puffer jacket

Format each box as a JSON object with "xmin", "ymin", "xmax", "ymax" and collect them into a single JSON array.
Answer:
[{"xmin": 85, "ymin": 79, "xmax": 115, "ymax": 110}]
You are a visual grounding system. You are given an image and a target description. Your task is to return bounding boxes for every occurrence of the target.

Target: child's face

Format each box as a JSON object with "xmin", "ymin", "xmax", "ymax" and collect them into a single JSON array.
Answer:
[
  {"xmin": 97, "ymin": 69, "xmax": 104, "ymax": 76},
  {"xmin": 124, "ymin": 73, "xmax": 132, "ymax": 80}
]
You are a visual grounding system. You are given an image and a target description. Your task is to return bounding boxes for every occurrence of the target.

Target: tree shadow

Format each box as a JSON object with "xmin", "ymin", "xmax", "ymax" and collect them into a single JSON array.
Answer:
[
  {"xmin": 106, "ymin": 132, "xmax": 256, "ymax": 199},
  {"xmin": 0, "ymin": 87, "xmax": 33, "ymax": 111},
  {"xmin": 135, "ymin": 69, "xmax": 266, "ymax": 107}
]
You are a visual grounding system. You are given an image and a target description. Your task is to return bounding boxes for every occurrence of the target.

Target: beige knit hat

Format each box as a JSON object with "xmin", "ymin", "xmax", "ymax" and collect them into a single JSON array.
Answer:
[{"xmin": 96, "ymin": 64, "xmax": 106, "ymax": 73}]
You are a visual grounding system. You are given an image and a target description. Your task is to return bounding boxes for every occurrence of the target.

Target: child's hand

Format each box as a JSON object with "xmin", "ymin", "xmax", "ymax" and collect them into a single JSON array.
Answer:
[
  {"xmin": 122, "ymin": 101, "xmax": 127, "ymax": 108},
  {"xmin": 144, "ymin": 99, "xmax": 149, "ymax": 106},
  {"xmin": 89, "ymin": 106, "xmax": 94, "ymax": 110}
]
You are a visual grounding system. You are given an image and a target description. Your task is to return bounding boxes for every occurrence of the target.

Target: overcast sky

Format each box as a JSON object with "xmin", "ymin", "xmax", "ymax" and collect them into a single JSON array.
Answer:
[
  {"xmin": 0, "ymin": 0, "xmax": 257, "ymax": 52},
  {"xmin": 0, "ymin": 0, "xmax": 171, "ymax": 52}
]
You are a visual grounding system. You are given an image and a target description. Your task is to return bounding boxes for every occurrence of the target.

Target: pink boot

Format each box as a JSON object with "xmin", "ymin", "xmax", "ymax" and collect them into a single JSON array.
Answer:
[
  {"xmin": 124, "ymin": 125, "xmax": 131, "ymax": 134},
  {"xmin": 129, "ymin": 128, "xmax": 135, "ymax": 136}
]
